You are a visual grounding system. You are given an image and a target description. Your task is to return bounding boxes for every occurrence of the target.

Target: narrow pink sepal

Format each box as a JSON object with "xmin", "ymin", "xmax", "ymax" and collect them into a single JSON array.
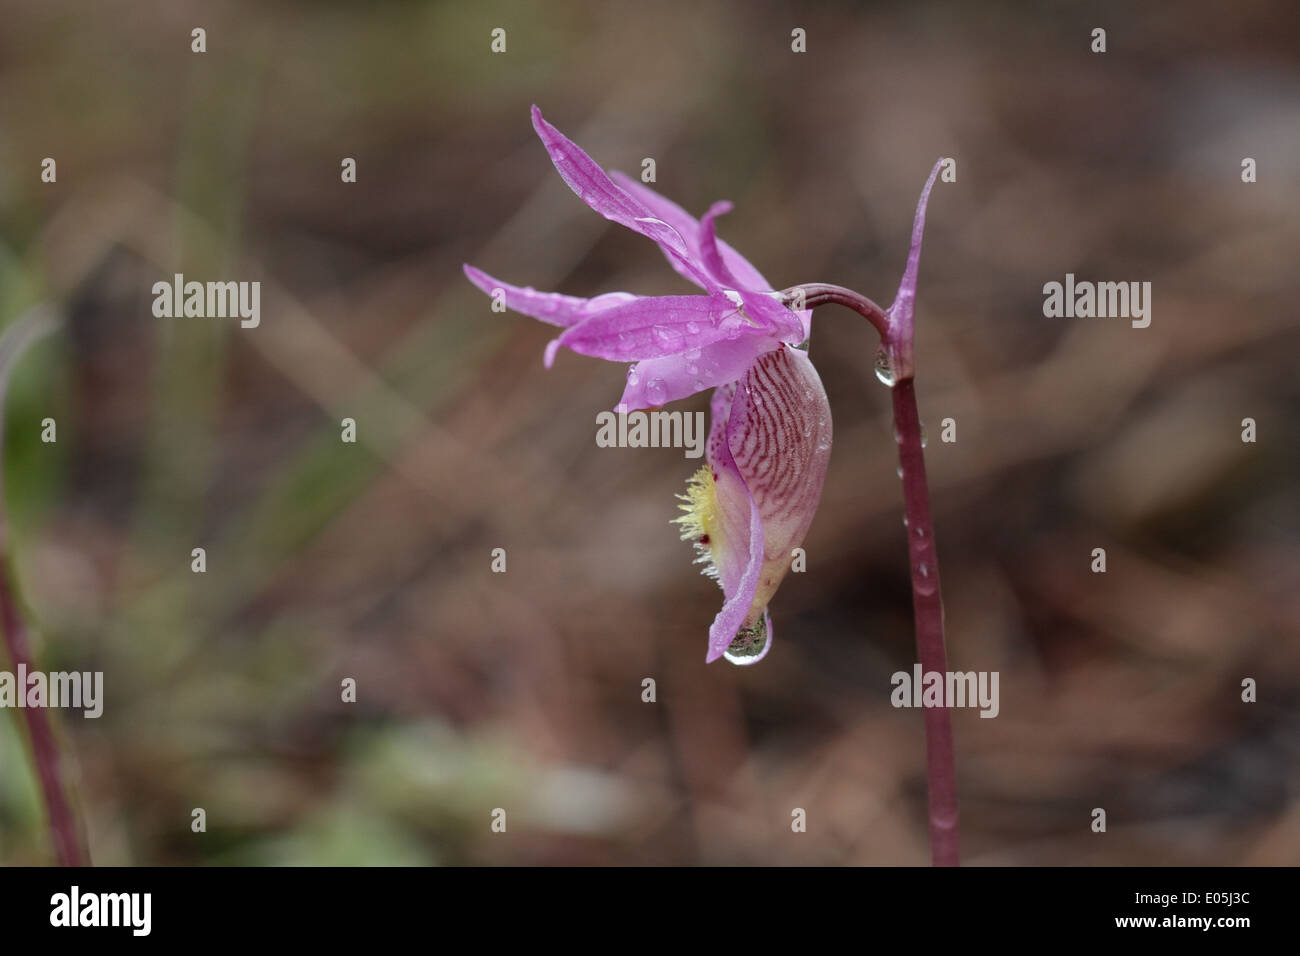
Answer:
[{"xmin": 463, "ymin": 264, "xmax": 639, "ymax": 328}]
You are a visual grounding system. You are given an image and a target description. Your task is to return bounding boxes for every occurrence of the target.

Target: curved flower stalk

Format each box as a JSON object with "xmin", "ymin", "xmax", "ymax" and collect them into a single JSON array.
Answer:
[{"xmin": 464, "ymin": 106, "xmax": 830, "ymax": 663}]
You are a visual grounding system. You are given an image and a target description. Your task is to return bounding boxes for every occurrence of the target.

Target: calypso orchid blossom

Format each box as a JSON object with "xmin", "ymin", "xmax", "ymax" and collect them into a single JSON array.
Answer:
[
  {"xmin": 464, "ymin": 106, "xmax": 831, "ymax": 664},
  {"xmin": 465, "ymin": 106, "xmax": 958, "ymax": 865}
]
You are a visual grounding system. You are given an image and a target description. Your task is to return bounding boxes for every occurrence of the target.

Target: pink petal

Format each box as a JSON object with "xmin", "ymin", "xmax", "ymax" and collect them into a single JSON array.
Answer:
[
  {"xmin": 549, "ymin": 293, "xmax": 760, "ymax": 367},
  {"xmin": 887, "ymin": 157, "xmax": 945, "ymax": 340},
  {"xmin": 697, "ymin": 201, "xmax": 742, "ymax": 288},
  {"xmin": 704, "ymin": 378, "xmax": 767, "ymax": 662},
  {"xmin": 531, "ymin": 107, "xmax": 715, "ymax": 290},
  {"xmin": 794, "ymin": 308, "xmax": 813, "ymax": 340},
  {"xmin": 705, "ymin": 486, "xmax": 765, "ymax": 662},
  {"xmin": 463, "ymin": 265, "xmax": 638, "ymax": 328},
  {"xmin": 609, "ymin": 171, "xmax": 773, "ymax": 292},
  {"xmin": 735, "ymin": 289, "xmax": 807, "ymax": 344},
  {"xmin": 614, "ymin": 334, "xmax": 782, "ymax": 412},
  {"xmin": 627, "ymin": 195, "xmax": 801, "ymax": 342},
  {"xmin": 725, "ymin": 345, "xmax": 833, "ymax": 616}
]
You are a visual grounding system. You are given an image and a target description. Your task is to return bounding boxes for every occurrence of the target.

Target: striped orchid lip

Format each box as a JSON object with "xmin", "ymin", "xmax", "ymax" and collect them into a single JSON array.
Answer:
[
  {"xmin": 680, "ymin": 345, "xmax": 831, "ymax": 663},
  {"xmin": 464, "ymin": 106, "xmax": 830, "ymax": 663}
]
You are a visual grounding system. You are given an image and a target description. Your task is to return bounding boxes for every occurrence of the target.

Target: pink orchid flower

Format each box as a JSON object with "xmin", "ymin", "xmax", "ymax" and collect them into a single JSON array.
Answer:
[{"xmin": 465, "ymin": 106, "xmax": 831, "ymax": 664}]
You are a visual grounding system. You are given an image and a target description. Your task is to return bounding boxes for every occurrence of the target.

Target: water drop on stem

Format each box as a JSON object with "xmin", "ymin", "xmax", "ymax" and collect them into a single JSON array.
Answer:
[{"xmin": 874, "ymin": 345, "xmax": 896, "ymax": 387}]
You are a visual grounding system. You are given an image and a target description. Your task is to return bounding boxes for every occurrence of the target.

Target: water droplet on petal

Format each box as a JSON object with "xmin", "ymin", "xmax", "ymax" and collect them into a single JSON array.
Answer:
[
  {"xmin": 874, "ymin": 345, "xmax": 896, "ymax": 387},
  {"xmin": 897, "ymin": 464, "xmax": 905, "ymax": 479},
  {"xmin": 646, "ymin": 378, "xmax": 667, "ymax": 404},
  {"xmin": 653, "ymin": 326, "xmax": 679, "ymax": 348},
  {"xmin": 627, "ymin": 369, "xmax": 640, "ymax": 386},
  {"xmin": 685, "ymin": 322, "xmax": 700, "ymax": 335},
  {"xmin": 724, "ymin": 610, "xmax": 771, "ymax": 666}
]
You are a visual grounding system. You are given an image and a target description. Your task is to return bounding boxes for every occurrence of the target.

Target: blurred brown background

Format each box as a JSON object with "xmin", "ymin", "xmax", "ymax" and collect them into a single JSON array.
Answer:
[{"xmin": 0, "ymin": 0, "xmax": 1297, "ymax": 864}]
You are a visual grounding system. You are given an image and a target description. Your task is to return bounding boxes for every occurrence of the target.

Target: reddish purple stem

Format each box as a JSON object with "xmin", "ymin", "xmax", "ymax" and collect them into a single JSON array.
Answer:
[
  {"xmin": 0, "ymin": 562, "xmax": 85, "ymax": 866},
  {"xmin": 0, "ymin": 308, "xmax": 86, "ymax": 866},
  {"xmin": 891, "ymin": 377, "xmax": 959, "ymax": 866},
  {"xmin": 786, "ymin": 282, "xmax": 959, "ymax": 866}
]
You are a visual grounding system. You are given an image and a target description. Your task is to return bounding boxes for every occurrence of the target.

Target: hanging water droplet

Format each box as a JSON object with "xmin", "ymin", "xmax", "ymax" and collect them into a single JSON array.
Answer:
[
  {"xmin": 724, "ymin": 610, "xmax": 771, "ymax": 666},
  {"xmin": 873, "ymin": 345, "xmax": 896, "ymax": 387},
  {"xmin": 920, "ymin": 423, "xmax": 928, "ymax": 448},
  {"xmin": 897, "ymin": 464, "xmax": 905, "ymax": 479}
]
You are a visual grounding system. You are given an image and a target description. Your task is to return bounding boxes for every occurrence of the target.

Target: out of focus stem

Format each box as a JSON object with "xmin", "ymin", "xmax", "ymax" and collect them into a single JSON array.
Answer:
[
  {"xmin": 0, "ymin": 308, "xmax": 85, "ymax": 866},
  {"xmin": 783, "ymin": 282, "xmax": 959, "ymax": 867},
  {"xmin": 0, "ymin": 560, "xmax": 85, "ymax": 866}
]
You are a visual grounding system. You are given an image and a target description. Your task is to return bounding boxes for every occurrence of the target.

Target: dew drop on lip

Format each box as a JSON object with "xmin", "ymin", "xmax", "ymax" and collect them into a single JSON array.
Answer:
[{"xmin": 724, "ymin": 608, "xmax": 772, "ymax": 666}]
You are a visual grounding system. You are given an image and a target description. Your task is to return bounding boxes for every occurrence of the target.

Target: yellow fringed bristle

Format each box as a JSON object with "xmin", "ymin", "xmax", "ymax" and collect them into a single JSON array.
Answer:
[{"xmin": 671, "ymin": 465, "xmax": 722, "ymax": 579}]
